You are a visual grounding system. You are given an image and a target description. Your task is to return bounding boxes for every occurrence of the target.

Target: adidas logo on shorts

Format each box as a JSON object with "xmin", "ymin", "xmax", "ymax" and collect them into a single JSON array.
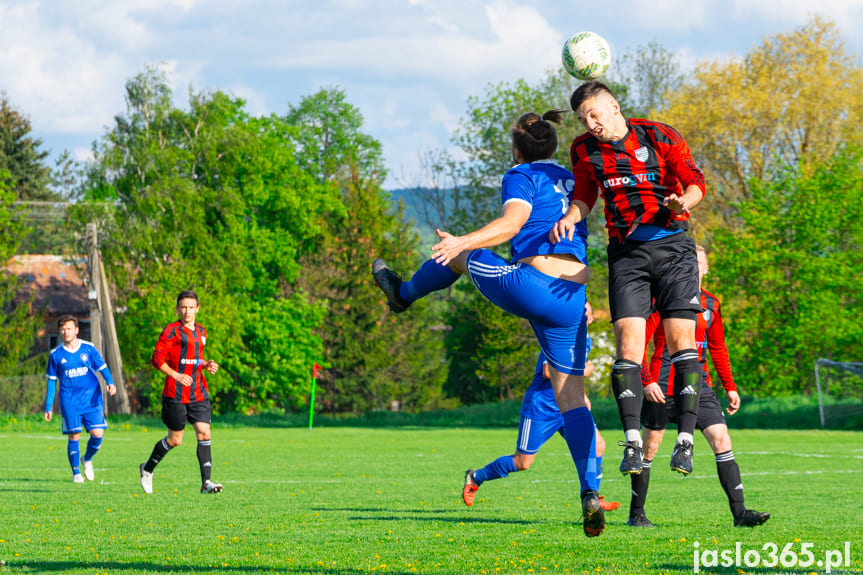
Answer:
[
  {"xmin": 617, "ymin": 389, "xmax": 637, "ymax": 399},
  {"xmin": 680, "ymin": 385, "xmax": 698, "ymax": 395}
]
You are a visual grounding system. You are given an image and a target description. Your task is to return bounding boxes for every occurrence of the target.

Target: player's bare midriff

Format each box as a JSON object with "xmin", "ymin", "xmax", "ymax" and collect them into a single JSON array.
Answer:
[{"xmin": 519, "ymin": 253, "xmax": 589, "ymax": 284}]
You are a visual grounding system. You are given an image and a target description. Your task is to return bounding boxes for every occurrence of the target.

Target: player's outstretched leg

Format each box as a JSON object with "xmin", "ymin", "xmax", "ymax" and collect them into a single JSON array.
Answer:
[
  {"xmin": 372, "ymin": 258, "xmax": 460, "ymax": 313},
  {"xmin": 371, "ymin": 259, "xmax": 411, "ymax": 312},
  {"xmin": 611, "ymin": 360, "xmax": 644, "ymax": 474}
]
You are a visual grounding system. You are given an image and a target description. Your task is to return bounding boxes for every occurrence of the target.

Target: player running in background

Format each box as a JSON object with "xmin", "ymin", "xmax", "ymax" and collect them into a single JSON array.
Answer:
[
  {"xmin": 44, "ymin": 315, "xmax": 117, "ymax": 483},
  {"xmin": 372, "ymin": 110, "xmax": 605, "ymax": 537},
  {"xmin": 462, "ymin": 303, "xmax": 620, "ymax": 512},
  {"xmin": 627, "ymin": 246, "xmax": 770, "ymax": 528},
  {"xmin": 551, "ymin": 80, "xmax": 705, "ymax": 477},
  {"xmin": 139, "ymin": 290, "xmax": 222, "ymax": 495}
]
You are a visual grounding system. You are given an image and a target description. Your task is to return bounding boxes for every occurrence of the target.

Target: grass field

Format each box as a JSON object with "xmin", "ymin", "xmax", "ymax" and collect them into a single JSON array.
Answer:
[{"xmin": 1, "ymin": 424, "xmax": 861, "ymax": 574}]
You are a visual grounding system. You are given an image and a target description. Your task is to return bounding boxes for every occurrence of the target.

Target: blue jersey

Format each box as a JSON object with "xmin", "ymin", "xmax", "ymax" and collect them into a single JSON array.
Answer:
[
  {"xmin": 520, "ymin": 337, "xmax": 593, "ymax": 420},
  {"xmin": 45, "ymin": 340, "xmax": 111, "ymax": 414},
  {"xmin": 501, "ymin": 160, "xmax": 589, "ymax": 265}
]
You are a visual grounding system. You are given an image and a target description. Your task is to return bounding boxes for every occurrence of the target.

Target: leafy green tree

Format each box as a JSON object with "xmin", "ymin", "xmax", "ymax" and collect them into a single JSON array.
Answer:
[
  {"xmin": 82, "ymin": 67, "xmax": 335, "ymax": 414},
  {"xmin": 287, "ymin": 89, "xmax": 448, "ymax": 414},
  {"xmin": 711, "ymin": 145, "xmax": 863, "ymax": 395},
  {"xmin": 661, "ymin": 16, "xmax": 863, "ymax": 233},
  {"xmin": 0, "ymin": 94, "xmax": 51, "ymax": 201},
  {"xmin": 0, "ymin": 171, "xmax": 40, "ymax": 375},
  {"xmin": 612, "ymin": 40, "xmax": 684, "ymax": 118}
]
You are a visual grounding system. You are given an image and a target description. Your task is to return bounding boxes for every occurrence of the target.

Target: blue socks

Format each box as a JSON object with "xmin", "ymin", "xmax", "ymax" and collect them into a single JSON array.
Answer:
[
  {"xmin": 562, "ymin": 407, "xmax": 599, "ymax": 494},
  {"xmin": 399, "ymin": 259, "xmax": 460, "ymax": 303},
  {"xmin": 473, "ymin": 455, "xmax": 518, "ymax": 485},
  {"xmin": 67, "ymin": 439, "xmax": 80, "ymax": 475},
  {"xmin": 84, "ymin": 435, "xmax": 103, "ymax": 461}
]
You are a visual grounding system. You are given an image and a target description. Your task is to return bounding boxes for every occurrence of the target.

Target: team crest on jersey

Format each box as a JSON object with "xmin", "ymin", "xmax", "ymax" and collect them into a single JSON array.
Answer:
[
  {"xmin": 703, "ymin": 309, "xmax": 712, "ymax": 323},
  {"xmin": 80, "ymin": 353, "xmax": 88, "ymax": 362},
  {"xmin": 202, "ymin": 336, "xmax": 206, "ymax": 346},
  {"xmin": 634, "ymin": 146, "xmax": 649, "ymax": 162}
]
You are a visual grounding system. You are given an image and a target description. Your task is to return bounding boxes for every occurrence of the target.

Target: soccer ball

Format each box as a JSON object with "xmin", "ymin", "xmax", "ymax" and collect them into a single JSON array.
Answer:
[{"xmin": 562, "ymin": 32, "xmax": 612, "ymax": 81}]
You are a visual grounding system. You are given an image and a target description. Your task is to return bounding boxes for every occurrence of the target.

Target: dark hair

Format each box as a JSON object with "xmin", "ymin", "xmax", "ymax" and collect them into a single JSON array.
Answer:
[
  {"xmin": 57, "ymin": 314, "xmax": 78, "ymax": 329},
  {"xmin": 570, "ymin": 80, "xmax": 616, "ymax": 113},
  {"xmin": 176, "ymin": 290, "xmax": 199, "ymax": 305},
  {"xmin": 511, "ymin": 109, "xmax": 566, "ymax": 162}
]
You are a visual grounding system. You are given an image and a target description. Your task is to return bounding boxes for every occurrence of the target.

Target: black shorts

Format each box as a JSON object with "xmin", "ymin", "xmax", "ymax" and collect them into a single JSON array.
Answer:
[
  {"xmin": 641, "ymin": 388, "xmax": 726, "ymax": 431},
  {"xmin": 161, "ymin": 398, "xmax": 212, "ymax": 431},
  {"xmin": 607, "ymin": 232, "xmax": 701, "ymax": 322}
]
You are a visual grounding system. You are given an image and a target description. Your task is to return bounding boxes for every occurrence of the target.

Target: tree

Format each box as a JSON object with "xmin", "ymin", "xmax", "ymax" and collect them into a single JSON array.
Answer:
[
  {"xmin": 710, "ymin": 144, "xmax": 863, "ymax": 395},
  {"xmin": 0, "ymin": 171, "xmax": 41, "ymax": 375},
  {"xmin": 660, "ymin": 16, "xmax": 863, "ymax": 233},
  {"xmin": 612, "ymin": 40, "xmax": 684, "ymax": 118},
  {"xmin": 286, "ymin": 89, "xmax": 448, "ymax": 414},
  {"xmin": 0, "ymin": 93, "xmax": 52, "ymax": 201},
  {"xmin": 82, "ymin": 67, "xmax": 335, "ymax": 414}
]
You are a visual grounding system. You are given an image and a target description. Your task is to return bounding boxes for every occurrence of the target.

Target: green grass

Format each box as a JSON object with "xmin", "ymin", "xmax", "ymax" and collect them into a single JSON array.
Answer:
[{"xmin": 1, "ymin": 426, "xmax": 862, "ymax": 574}]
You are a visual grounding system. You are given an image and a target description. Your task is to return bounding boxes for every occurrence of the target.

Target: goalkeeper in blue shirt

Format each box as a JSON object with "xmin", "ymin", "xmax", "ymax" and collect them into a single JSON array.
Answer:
[{"xmin": 44, "ymin": 315, "xmax": 116, "ymax": 483}]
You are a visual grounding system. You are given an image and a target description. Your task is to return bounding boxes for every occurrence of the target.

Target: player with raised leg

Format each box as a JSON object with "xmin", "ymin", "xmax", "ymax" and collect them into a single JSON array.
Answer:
[
  {"xmin": 628, "ymin": 246, "xmax": 770, "ymax": 528},
  {"xmin": 373, "ymin": 110, "xmax": 605, "ymax": 537},
  {"xmin": 462, "ymin": 304, "xmax": 619, "ymax": 513},
  {"xmin": 139, "ymin": 290, "xmax": 222, "ymax": 495},
  {"xmin": 552, "ymin": 80, "xmax": 705, "ymax": 478},
  {"xmin": 44, "ymin": 315, "xmax": 117, "ymax": 483}
]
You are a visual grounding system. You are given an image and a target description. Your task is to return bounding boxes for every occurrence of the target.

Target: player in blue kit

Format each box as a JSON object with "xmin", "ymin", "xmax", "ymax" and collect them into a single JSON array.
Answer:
[
  {"xmin": 372, "ymin": 110, "xmax": 605, "ymax": 537},
  {"xmin": 462, "ymin": 303, "xmax": 620, "ymax": 512},
  {"xmin": 44, "ymin": 315, "xmax": 116, "ymax": 483}
]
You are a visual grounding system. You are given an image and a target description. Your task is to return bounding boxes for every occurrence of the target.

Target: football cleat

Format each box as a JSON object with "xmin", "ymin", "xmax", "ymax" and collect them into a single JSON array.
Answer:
[
  {"xmin": 72, "ymin": 473, "xmax": 84, "ymax": 484},
  {"xmin": 618, "ymin": 440, "xmax": 643, "ymax": 475},
  {"xmin": 626, "ymin": 513, "xmax": 655, "ymax": 528},
  {"xmin": 371, "ymin": 259, "xmax": 410, "ymax": 313},
  {"xmin": 598, "ymin": 495, "xmax": 620, "ymax": 511},
  {"xmin": 734, "ymin": 509, "xmax": 770, "ymax": 527},
  {"xmin": 139, "ymin": 463, "xmax": 153, "ymax": 494},
  {"xmin": 201, "ymin": 480, "xmax": 223, "ymax": 494},
  {"xmin": 83, "ymin": 459, "xmax": 95, "ymax": 481},
  {"xmin": 462, "ymin": 469, "xmax": 479, "ymax": 507},
  {"xmin": 581, "ymin": 490, "xmax": 605, "ymax": 537},
  {"xmin": 670, "ymin": 440, "xmax": 694, "ymax": 475}
]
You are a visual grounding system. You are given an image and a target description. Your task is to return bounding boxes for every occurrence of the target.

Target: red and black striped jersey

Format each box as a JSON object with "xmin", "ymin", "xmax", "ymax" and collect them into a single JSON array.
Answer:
[
  {"xmin": 151, "ymin": 321, "xmax": 210, "ymax": 403},
  {"xmin": 570, "ymin": 119, "xmax": 706, "ymax": 243},
  {"xmin": 642, "ymin": 289, "xmax": 736, "ymax": 393}
]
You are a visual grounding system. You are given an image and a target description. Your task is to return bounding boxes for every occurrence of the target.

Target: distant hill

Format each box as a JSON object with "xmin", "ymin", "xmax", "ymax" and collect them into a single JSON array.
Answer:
[{"xmin": 384, "ymin": 187, "xmax": 456, "ymax": 240}]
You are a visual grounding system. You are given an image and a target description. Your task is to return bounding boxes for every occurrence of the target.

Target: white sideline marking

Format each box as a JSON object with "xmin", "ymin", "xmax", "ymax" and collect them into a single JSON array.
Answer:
[{"xmin": 544, "ymin": 468, "xmax": 863, "ymax": 484}]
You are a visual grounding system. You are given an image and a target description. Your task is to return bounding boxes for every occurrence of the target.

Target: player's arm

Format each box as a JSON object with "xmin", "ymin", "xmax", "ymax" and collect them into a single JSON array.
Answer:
[
  {"xmin": 658, "ymin": 124, "xmax": 706, "ymax": 215},
  {"xmin": 90, "ymin": 347, "xmax": 117, "ymax": 396},
  {"xmin": 431, "ymin": 201, "xmax": 530, "ymax": 266},
  {"xmin": 706, "ymin": 302, "xmax": 739, "ymax": 414},
  {"xmin": 551, "ymin": 148, "xmax": 597, "ymax": 243},
  {"xmin": 44, "ymin": 376, "xmax": 56, "ymax": 421},
  {"xmin": 44, "ymin": 355, "xmax": 57, "ymax": 421}
]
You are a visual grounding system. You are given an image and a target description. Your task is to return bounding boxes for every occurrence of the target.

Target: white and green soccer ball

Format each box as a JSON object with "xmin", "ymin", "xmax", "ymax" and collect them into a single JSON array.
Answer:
[{"xmin": 562, "ymin": 31, "xmax": 612, "ymax": 81}]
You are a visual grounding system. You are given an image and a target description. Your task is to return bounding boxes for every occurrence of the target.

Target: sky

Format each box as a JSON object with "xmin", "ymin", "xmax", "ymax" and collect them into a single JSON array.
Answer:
[{"xmin": 2, "ymin": 0, "xmax": 863, "ymax": 191}]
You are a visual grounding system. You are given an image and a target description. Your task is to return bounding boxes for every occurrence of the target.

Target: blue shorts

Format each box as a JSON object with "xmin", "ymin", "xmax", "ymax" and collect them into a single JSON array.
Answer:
[
  {"xmin": 62, "ymin": 406, "xmax": 107, "ymax": 435},
  {"xmin": 466, "ymin": 249, "xmax": 587, "ymax": 375},
  {"xmin": 516, "ymin": 415, "xmax": 565, "ymax": 454}
]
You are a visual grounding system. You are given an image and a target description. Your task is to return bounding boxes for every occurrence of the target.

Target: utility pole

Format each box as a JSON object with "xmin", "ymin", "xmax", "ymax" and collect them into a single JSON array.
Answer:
[{"xmin": 86, "ymin": 223, "xmax": 131, "ymax": 414}]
